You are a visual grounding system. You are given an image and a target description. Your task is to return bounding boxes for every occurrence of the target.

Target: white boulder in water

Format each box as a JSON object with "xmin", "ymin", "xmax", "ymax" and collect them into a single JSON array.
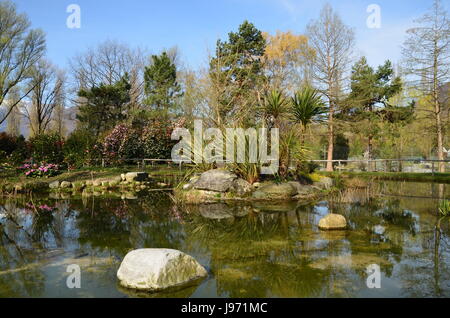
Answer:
[{"xmin": 117, "ymin": 248, "xmax": 207, "ymax": 291}]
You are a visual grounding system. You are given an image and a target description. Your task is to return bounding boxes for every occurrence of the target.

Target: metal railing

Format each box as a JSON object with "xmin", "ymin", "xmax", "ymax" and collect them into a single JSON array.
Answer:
[
  {"xmin": 308, "ymin": 159, "xmax": 450, "ymax": 174},
  {"xmin": 82, "ymin": 157, "xmax": 450, "ymax": 174}
]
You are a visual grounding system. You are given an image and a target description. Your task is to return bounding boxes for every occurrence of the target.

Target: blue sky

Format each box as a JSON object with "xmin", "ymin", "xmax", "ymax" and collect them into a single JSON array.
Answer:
[{"xmin": 12, "ymin": 0, "xmax": 448, "ymax": 70}]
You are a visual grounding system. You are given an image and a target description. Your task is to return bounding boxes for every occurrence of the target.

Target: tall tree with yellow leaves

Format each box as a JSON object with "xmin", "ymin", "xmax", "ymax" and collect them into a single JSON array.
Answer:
[{"xmin": 262, "ymin": 31, "xmax": 315, "ymax": 92}]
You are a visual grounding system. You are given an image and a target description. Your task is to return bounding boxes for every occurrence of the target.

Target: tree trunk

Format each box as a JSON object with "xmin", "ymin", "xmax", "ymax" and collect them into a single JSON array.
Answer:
[
  {"xmin": 368, "ymin": 134, "xmax": 373, "ymax": 172},
  {"xmin": 326, "ymin": 98, "xmax": 334, "ymax": 171},
  {"xmin": 433, "ymin": 39, "xmax": 445, "ymax": 173},
  {"xmin": 435, "ymin": 99, "xmax": 444, "ymax": 172}
]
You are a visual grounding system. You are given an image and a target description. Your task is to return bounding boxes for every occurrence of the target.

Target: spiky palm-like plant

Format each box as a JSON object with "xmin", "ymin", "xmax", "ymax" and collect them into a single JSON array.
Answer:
[
  {"xmin": 260, "ymin": 89, "xmax": 288, "ymax": 128},
  {"xmin": 291, "ymin": 87, "xmax": 327, "ymax": 134}
]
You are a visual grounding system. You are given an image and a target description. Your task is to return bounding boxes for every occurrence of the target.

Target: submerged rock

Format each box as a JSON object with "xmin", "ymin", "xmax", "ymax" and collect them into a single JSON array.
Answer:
[
  {"xmin": 318, "ymin": 214, "xmax": 347, "ymax": 230},
  {"xmin": 117, "ymin": 248, "xmax": 207, "ymax": 291},
  {"xmin": 198, "ymin": 203, "xmax": 235, "ymax": 219},
  {"xmin": 193, "ymin": 169, "xmax": 237, "ymax": 192}
]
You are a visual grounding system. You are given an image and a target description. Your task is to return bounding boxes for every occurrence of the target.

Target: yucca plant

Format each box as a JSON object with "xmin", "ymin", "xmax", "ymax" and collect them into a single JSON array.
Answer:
[
  {"xmin": 278, "ymin": 127, "xmax": 309, "ymax": 179},
  {"xmin": 259, "ymin": 89, "xmax": 289, "ymax": 128},
  {"xmin": 232, "ymin": 162, "xmax": 260, "ymax": 184},
  {"xmin": 290, "ymin": 86, "xmax": 327, "ymax": 141}
]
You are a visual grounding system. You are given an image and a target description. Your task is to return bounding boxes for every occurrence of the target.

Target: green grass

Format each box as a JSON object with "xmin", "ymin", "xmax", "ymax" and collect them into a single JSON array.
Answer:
[
  {"xmin": 0, "ymin": 165, "xmax": 185, "ymax": 193},
  {"xmin": 318, "ymin": 171, "xmax": 450, "ymax": 183}
]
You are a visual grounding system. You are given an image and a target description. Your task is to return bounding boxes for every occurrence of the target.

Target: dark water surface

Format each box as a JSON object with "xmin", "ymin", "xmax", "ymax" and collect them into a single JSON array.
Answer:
[{"xmin": 0, "ymin": 181, "xmax": 449, "ymax": 298}]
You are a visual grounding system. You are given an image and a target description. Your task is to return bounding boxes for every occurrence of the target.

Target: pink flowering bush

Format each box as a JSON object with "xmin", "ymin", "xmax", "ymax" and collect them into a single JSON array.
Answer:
[
  {"xmin": 102, "ymin": 124, "xmax": 144, "ymax": 164},
  {"xmin": 140, "ymin": 118, "xmax": 186, "ymax": 160},
  {"xmin": 98, "ymin": 119, "xmax": 187, "ymax": 164},
  {"xmin": 19, "ymin": 163, "xmax": 60, "ymax": 178}
]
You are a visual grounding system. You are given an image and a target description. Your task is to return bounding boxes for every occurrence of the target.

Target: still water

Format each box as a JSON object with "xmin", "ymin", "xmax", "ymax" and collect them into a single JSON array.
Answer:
[{"xmin": 0, "ymin": 181, "xmax": 449, "ymax": 298}]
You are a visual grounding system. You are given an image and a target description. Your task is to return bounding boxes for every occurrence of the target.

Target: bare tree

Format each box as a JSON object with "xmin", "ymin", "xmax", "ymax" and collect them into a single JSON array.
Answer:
[
  {"xmin": 69, "ymin": 40, "xmax": 146, "ymax": 111},
  {"xmin": 6, "ymin": 86, "xmax": 22, "ymax": 137},
  {"xmin": 22, "ymin": 60, "xmax": 64, "ymax": 136},
  {"xmin": 50, "ymin": 74, "xmax": 67, "ymax": 137},
  {"xmin": 0, "ymin": 1, "xmax": 46, "ymax": 125},
  {"xmin": 178, "ymin": 69, "xmax": 203, "ymax": 127},
  {"xmin": 402, "ymin": 0, "xmax": 449, "ymax": 172},
  {"xmin": 307, "ymin": 4, "xmax": 355, "ymax": 171}
]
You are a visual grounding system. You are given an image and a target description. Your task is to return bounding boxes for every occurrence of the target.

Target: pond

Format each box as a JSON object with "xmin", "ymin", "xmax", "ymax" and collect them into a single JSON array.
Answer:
[{"xmin": 0, "ymin": 180, "xmax": 449, "ymax": 298}]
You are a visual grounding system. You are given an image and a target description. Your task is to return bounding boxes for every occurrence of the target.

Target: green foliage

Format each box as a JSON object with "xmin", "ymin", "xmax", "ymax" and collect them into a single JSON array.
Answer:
[
  {"xmin": 0, "ymin": 132, "xmax": 17, "ymax": 156},
  {"xmin": 259, "ymin": 89, "xmax": 288, "ymax": 128},
  {"xmin": 439, "ymin": 200, "xmax": 450, "ymax": 217},
  {"xmin": 333, "ymin": 133, "xmax": 350, "ymax": 160},
  {"xmin": 141, "ymin": 120, "xmax": 177, "ymax": 159},
  {"xmin": 0, "ymin": 132, "xmax": 29, "ymax": 164},
  {"xmin": 341, "ymin": 57, "xmax": 404, "ymax": 159},
  {"xmin": 213, "ymin": 20, "xmax": 266, "ymax": 84},
  {"xmin": 290, "ymin": 87, "xmax": 327, "ymax": 129},
  {"xmin": 296, "ymin": 161, "xmax": 319, "ymax": 174},
  {"xmin": 144, "ymin": 51, "xmax": 182, "ymax": 119},
  {"xmin": 210, "ymin": 20, "xmax": 266, "ymax": 124},
  {"xmin": 29, "ymin": 133, "xmax": 64, "ymax": 164},
  {"xmin": 279, "ymin": 128, "xmax": 307, "ymax": 179},
  {"xmin": 77, "ymin": 74, "xmax": 131, "ymax": 137},
  {"xmin": 343, "ymin": 57, "xmax": 403, "ymax": 129},
  {"xmin": 63, "ymin": 129, "xmax": 98, "ymax": 167},
  {"xmin": 232, "ymin": 162, "xmax": 260, "ymax": 184}
]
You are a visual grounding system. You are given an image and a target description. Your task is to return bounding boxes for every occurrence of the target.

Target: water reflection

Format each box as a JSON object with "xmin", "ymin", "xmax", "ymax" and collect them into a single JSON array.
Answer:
[{"xmin": 0, "ymin": 181, "xmax": 448, "ymax": 297}]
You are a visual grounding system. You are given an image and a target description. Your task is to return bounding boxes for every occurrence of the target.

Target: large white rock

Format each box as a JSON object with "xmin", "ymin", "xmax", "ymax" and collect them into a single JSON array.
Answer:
[{"xmin": 117, "ymin": 248, "xmax": 207, "ymax": 291}]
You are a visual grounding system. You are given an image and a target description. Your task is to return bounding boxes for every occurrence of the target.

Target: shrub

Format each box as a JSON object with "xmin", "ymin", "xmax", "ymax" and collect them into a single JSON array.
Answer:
[
  {"xmin": 64, "ymin": 129, "xmax": 98, "ymax": 167},
  {"xmin": 141, "ymin": 121, "xmax": 176, "ymax": 159},
  {"xmin": 101, "ymin": 124, "xmax": 144, "ymax": 164},
  {"xmin": 0, "ymin": 133, "xmax": 29, "ymax": 164},
  {"xmin": 296, "ymin": 160, "xmax": 319, "ymax": 174},
  {"xmin": 122, "ymin": 129, "xmax": 144, "ymax": 160},
  {"xmin": 9, "ymin": 135, "xmax": 30, "ymax": 165},
  {"xmin": 0, "ymin": 132, "xmax": 17, "ymax": 158},
  {"xmin": 232, "ymin": 162, "xmax": 260, "ymax": 184},
  {"xmin": 29, "ymin": 133, "xmax": 64, "ymax": 164}
]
